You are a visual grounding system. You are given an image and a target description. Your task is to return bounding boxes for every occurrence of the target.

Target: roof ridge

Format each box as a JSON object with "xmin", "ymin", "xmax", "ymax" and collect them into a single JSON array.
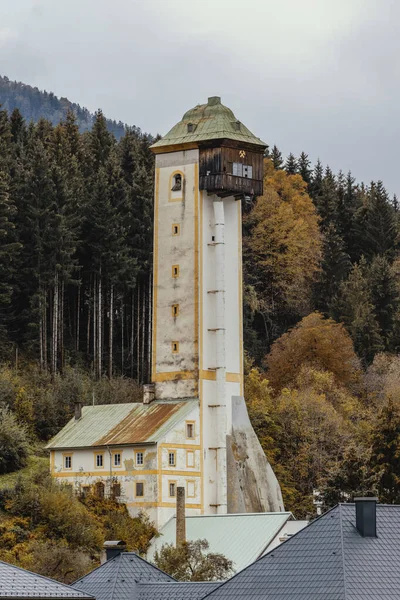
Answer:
[
  {"xmin": 338, "ymin": 504, "xmax": 349, "ymax": 600},
  {"xmin": 198, "ymin": 504, "xmax": 342, "ymax": 600},
  {"xmin": 123, "ymin": 551, "xmax": 176, "ymax": 581},
  {"xmin": 0, "ymin": 559, "xmax": 93, "ymax": 598}
]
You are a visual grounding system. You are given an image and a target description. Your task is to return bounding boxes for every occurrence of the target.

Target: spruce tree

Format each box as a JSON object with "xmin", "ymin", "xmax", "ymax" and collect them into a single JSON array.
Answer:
[
  {"xmin": 371, "ymin": 399, "xmax": 400, "ymax": 504},
  {"xmin": 314, "ymin": 223, "xmax": 351, "ymax": 311},
  {"xmin": 270, "ymin": 145, "xmax": 283, "ymax": 170},
  {"xmin": 367, "ymin": 255, "xmax": 399, "ymax": 350},
  {"xmin": 284, "ymin": 153, "xmax": 298, "ymax": 175},
  {"xmin": 298, "ymin": 152, "xmax": 312, "ymax": 185},
  {"xmin": 337, "ymin": 260, "xmax": 383, "ymax": 363}
]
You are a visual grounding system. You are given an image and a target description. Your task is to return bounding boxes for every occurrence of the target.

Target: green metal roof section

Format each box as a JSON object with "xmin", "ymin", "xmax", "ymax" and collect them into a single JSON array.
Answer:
[
  {"xmin": 150, "ymin": 96, "xmax": 266, "ymax": 150},
  {"xmin": 147, "ymin": 512, "xmax": 293, "ymax": 573},
  {"xmin": 46, "ymin": 400, "xmax": 198, "ymax": 450}
]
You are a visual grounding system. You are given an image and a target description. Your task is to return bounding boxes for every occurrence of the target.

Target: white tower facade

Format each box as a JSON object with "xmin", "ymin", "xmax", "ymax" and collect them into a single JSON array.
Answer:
[{"xmin": 151, "ymin": 97, "xmax": 283, "ymax": 516}]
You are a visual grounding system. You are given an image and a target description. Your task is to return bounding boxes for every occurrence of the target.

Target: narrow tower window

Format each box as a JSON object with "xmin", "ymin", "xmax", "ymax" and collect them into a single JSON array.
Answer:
[
  {"xmin": 169, "ymin": 482, "xmax": 176, "ymax": 497},
  {"xmin": 172, "ymin": 341, "xmax": 179, "ymax": 353},
  {"xmin": 171, "ymin": 174, "xmax": 182, "ymax": 191},
  {"xmin": 172, "ymin": 304, "xmax": 179, "ymax": 317},
  {"xmin": 186, "ymin": 422, "xmax": 195, "ymax": 439},
  {"xmin": 172, "ymin": 224, "xmax": 180, "ymax": 236},
  {"xmin": 172, "ymin": 265, "xmax": 180, "ymax": 278}
]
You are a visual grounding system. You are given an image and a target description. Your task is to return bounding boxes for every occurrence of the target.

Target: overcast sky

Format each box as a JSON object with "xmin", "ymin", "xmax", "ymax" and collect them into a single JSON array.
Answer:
[{"xmin": 0, "ymin": 0, "xmax": 399, "ymax": 194}]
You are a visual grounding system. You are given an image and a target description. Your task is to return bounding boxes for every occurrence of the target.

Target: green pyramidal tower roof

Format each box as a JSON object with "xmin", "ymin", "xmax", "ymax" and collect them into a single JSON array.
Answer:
[{"xmin": 150, "ymin": 96, "xmax": 266, "ymax": 152}]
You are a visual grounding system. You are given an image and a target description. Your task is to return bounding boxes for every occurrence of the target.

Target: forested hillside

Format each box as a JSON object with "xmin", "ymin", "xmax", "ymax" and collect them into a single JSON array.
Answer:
[
  {"xmin": 0, "ymin": 75, "xmax": 128, "ymax": 138},
  {"xmin": 1, "ymin": 102, "xmax": 400, "ymax": 579}
]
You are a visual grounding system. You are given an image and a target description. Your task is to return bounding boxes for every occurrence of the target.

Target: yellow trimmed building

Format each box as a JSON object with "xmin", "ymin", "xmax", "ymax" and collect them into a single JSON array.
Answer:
[{"xmin": 47, "ymin": 97, "xmax": 284, "ymax": 527}]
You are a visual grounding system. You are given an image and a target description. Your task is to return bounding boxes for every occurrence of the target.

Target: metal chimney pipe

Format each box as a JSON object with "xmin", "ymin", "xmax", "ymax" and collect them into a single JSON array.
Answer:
[
  {"xmin": 176, "ymin": 486, "xmax": 186, "ymax": 546},
  {"xmin": 74, "ymin": 402, "xmax": 83, "ymax": 420},
  {"xmin": 355, "ymin": 497, "xmax": 378, "ymax": 537}
]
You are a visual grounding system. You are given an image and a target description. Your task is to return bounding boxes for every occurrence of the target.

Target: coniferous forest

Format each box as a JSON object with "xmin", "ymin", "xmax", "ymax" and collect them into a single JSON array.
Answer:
[{"xmin": 1, "ymin": 88, "xmax": 400, "ymax": 579}]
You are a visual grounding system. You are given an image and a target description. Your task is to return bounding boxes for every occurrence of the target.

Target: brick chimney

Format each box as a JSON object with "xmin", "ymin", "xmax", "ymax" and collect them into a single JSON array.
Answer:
[
  {"xmin": 176, "ymin": 486, "xmax": 186, "ymax": 546},
  {"xmin": 74, "ymin": 402, "xmax": 82, "ymax": 420},
  {"xmin": 355, "ymin": 497, "xmax": 378, "ymax": 537},
  {"xmin": 143, "ymin": 384, "xmax": 155, "ymax": 405},
  {"xmin": 101, "ymin": 540, "xmax": 127, "ymax": 564}
]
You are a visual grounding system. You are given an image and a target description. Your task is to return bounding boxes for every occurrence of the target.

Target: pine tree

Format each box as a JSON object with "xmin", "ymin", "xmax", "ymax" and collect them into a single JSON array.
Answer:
[
  {"xmin": 371, "ymin": 399, "xmax": 400, "ymax": 504},
  {"xmin": 284, "ymin": 153, "xmax": 298, "ymax": 175},
  {"xmin": 354, "ymin": 181, "xmax": 398, "ymax": 259},
  {"xmin": 298, "ymin": 152, "xmax": 312, "ymax": 185},
  {"xmin": 309, "ymin": 159, "xmax": 324, "ymax": 199},
  {"xmin": 270, "ymin": 145, "xmax": 283, "ymax": 170},
  {"xmin": 337, "ymin": 261, "xmax": 383, "ymax": 363},
  {"xmin": 367, "ymin": 255, "xmax": 399, "ymax": 350},
  {"xmin": 314, "ymin": 223, "xmax": 351, "ymax": 311}
]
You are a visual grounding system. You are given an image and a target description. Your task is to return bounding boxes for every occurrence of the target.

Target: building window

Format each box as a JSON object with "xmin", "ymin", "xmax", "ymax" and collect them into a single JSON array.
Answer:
[
  {"xmin": 112, "ymin": 483, "xmax": 121, "ymax": 499},
  {"xmin": 64, "ymin": 455, "xmax": 72, "ymax": 470},
  {"xmin": 172, "ymin": 265, "xmax": 180, "ymax": 278},
  {"xmin": 95, "ymin": 453, "xmax": 103, "ymax": 468},
  {"xmin": 172, "ymin": 304, "xmax": 179, "ymax": 317},
  {"xmin": 186, "ymin": 451, "xmax": 194, "ymax": 468},
  {"xmin": 113, "ymin": 453, "xmax": 121, "ymax": 467},
  {"xmin": 172, "ymin": 223, "xmax": 180, "ymax": 236},
  {"xmin": 234, "ymin": 121, "xmax": 241, "ymax": 131},
  {"xmin": 171, "ymin": 174, "xmax": 182, "ymax": 191},
  {"xmin": 136, "ymin": 452, "xmax": 144, "ymax": 466},
  {"xmin": 186, "ymin": 422, "xmax": 195, "ymax": 439},
  {"xmin": 135, "ymin": 482, "xmax": 144, "ymax": 497},
  {"xmin": 187, "ymin": 123, "xmax": 196, "ymax": 133},
  {"xmin": 169, "ymin": 482, "xmax": 176, "ymax": 497},
  {"xmin": 169, "ymin": 451, "xmax": 176, "ymax": 467},
  {"xmin": 232, "ymin": 163, "xmax": 253, "ymax": 178},
  {"xmin": 95, "ymin": 482, "xmax": 105, "ymax": 498},
  {"xmin": 172, "ymin": 341, "xmax": 179, "ymax": 353},
  {"xmin": 187, "ymin": 480, "xmax": 196, "ymax": 498},
  {"xmin": 80, "ymin": 485, "xmax": 90, "ymax": 498}
]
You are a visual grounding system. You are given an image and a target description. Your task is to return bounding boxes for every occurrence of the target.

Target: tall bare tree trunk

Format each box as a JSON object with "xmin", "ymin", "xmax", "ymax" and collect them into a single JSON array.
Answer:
[
  {"xmin": 148, "ymin": 272, "xmax": 152, "ymax": 382},
  {"xmin": 130, "ymin": 290, "xmax": 134, "ymax": 378},
  {"xmin": 93, "ymin": 275, "xmax": 97, "ymax": 377},
  {"xmin": 39, "ymin": 286, "xmax": 44, "ymax": 371},
  {"xmin": 137, "ymin": 284, "xmax": 140, "ymax": 383},
  {"xmin": 60, "ymin": 280, "xmax": 64, "ymax": 373},
  {"xmin": 121, "ymin": 300, "xmax": 124, "ymax": 375},
  {"xmin": 43, "ymin": 288, "xmax": 47, "ymax": 371},
  {"xmin": 52, "ymin": 272, "xmax": 59, "ymax": 374},
  {"xmin": 141, "ymin": 284, "xmax": 145, "ymax": 384},
  {"xmin": 108, "ymin": 284, "xmax": 114, "ymax": 379},
  {"xmin": 76, "ymin": 285, "xmax": 81, "ymax": 353},
  {"xmin": 98, "ymin": 272, "xmax": 102, "ymax": 378}
]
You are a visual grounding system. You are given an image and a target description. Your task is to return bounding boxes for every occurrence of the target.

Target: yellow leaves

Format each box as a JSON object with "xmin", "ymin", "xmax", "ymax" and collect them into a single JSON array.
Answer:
[
  {"xmin": 266, "ymin": 312, "xmax": 360, "ymax": 392},
  {"xmin": 244, "ymin": 160, "xmax": 322, "ymax": 315}
]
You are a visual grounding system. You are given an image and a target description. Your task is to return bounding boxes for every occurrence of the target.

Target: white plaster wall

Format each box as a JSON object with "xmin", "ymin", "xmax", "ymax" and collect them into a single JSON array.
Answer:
[{"xmin": 154, "ymin": 150, "xmax": 199, "ymax": 400}]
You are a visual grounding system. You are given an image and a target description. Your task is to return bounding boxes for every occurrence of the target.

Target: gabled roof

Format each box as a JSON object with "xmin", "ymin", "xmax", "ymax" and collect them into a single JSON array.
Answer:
[
  {"xmin": 150, "ymin": 97, "xmax": 266, "ymax": 151},
  {"xmin": 0, "ymin": 560, "xmax": 93, "ymax": 599},
  {"xmin": 46, "ymin": 400, "xmax": 198, "ymax": 450},
  {"xmin": 200, "ymin": 503, "xmax": 400, "ymax": 600},
  {"xmin": 72, "ymin": 552, "xmax": 174, "ymax": 600},
  {"xmin": 136, "ymin": 581, "xmax": 220, "ymax": 600},
  {"xmin": 147, "ymin": 512, "xmax": 298, "ymax": 573}
]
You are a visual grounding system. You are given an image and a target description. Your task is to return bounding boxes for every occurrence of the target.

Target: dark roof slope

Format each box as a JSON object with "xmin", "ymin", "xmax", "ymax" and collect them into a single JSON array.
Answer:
[
  {"xmin": 201, "ymin": 503, "xmax": 400, "ymax": 600},
  {"xmin": 0, "ymin": 560, "xmax": 93, "ymax": 599},
  {"xmin": 136, "ymin": 581, "xmax": 221, "ymax": 600},
  {"xmin": 72, "ymin": 553, "xmax": 173, "ymax": 600}
]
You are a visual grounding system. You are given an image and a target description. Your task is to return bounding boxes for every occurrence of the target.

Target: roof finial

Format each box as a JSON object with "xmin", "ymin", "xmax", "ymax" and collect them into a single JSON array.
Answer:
[{"xmin": 208, "ymin": 96, "xmax": 221, "ymax": 106}]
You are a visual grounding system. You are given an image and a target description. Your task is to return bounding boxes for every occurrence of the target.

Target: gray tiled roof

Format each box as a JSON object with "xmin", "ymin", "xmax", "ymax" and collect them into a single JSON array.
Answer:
[
  {"xmin": 0, "ymin": 560, "xmax": 93, "ymax": 598},
  {"xmin": 200, "ymin": 504, "xmax": 400, "ymax": 600},
  {"xmin": 136, "ymin": 581, "xmax": 221, "ymax": 600},
  {"xmin": 72, "ymin": 553, "xmax": 173, "ymax": 600}
]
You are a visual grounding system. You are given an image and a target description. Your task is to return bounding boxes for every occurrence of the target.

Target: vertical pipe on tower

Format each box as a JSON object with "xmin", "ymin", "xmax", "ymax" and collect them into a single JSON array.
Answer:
[{"xmin": 213, "ymin": 198, "xmax": 227, "ymax": 514}]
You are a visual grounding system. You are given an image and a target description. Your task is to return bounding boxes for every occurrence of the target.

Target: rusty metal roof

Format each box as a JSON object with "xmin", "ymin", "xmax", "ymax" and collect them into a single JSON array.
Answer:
[
  {"xmin": 150, "ymin": 96, "xmax": 266, "ymax": 151},
  {"xmin": 45, "ymin": 400, "xmax": 198, "ymax": 450}
]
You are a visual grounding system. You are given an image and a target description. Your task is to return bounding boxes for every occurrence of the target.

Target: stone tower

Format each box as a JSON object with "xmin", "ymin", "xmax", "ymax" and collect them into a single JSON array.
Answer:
[{"xmin": 150, "ymin": 97, "xmax": 283, "ymax": 515}]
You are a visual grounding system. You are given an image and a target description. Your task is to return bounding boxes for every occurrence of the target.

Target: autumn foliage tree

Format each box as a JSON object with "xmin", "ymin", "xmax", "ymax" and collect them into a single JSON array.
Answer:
[
  {"xmin": 154, "ymin": 540, "xmax": 233, "ymax": 581},
  {"xmin": 265, "ymin": 312, "xmax": 359, "ymax": 392}
]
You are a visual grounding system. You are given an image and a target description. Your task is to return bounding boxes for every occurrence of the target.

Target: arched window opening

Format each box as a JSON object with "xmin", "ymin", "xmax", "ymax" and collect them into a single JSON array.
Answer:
[
  {"xmin": 171, "ymin": 174, "xmax": 182, "ymax": 191},
  {"xmin": 95, "ymin": 481, "xmax": 105, "ymax": 498}
]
